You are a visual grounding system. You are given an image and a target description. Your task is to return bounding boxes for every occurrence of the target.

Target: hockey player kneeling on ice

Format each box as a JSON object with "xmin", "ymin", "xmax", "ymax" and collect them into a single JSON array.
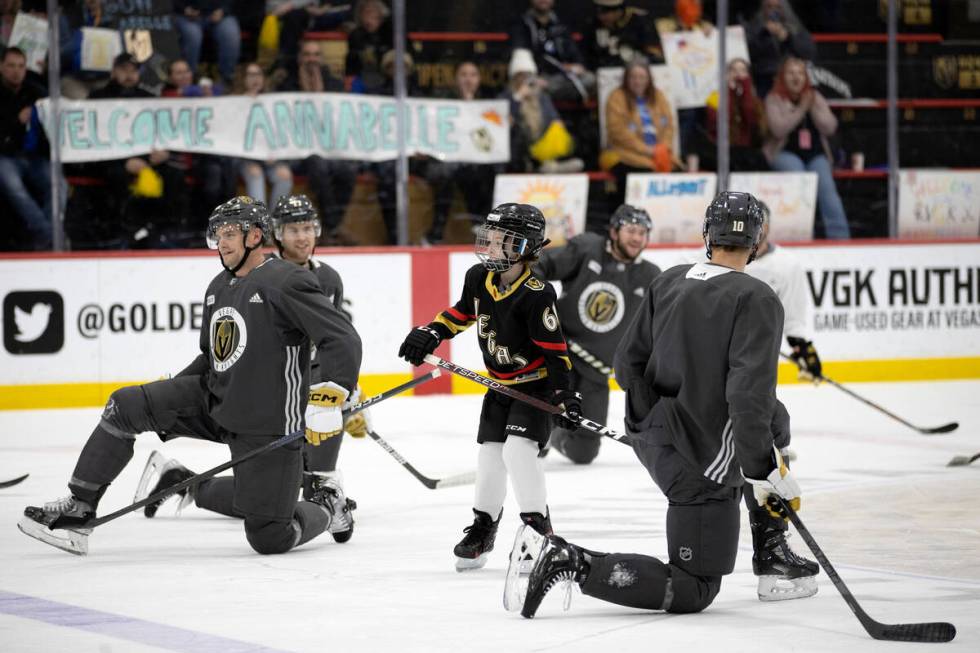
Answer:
[
  {"xmin": 18, "ymin": 196, "xmax": 362, "ymax": 555},
  {"xmin": 506, "ymin": 192, "xmax": 818, "ymax": 618},
  {"xmin": 534, "ymin": 204, "xmax": 660, "ymax": 464},
  {"xmin": 398, "ymin": 203, "xmax": 580, "ymax": 572},
  {"xmin": 133, "ymin": 194, "xmax": 363, "ymax": 543}
]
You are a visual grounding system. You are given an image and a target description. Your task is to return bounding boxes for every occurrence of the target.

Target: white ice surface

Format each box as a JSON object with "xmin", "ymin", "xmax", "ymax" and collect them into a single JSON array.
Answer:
[{"xmin": 1, "ymin": 380, "xmax": 978, "ymax": 652}]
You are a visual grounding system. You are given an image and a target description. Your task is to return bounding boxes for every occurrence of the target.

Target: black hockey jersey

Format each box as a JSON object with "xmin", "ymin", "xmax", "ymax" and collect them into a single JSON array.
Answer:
[
  {"xmin": 614, "ymin": 262, "xmax": 784, "ymax": 485},
  {"xmin": 180, "ymin": 257, "xmax": 362, "ymax": 436},
  {"xmin": 429, "ymin": 263, "xmax": 572, "ymax": 389},
  {"xmin": 535, "ymin": 232, "xmax": 660, "ymax": 382}
]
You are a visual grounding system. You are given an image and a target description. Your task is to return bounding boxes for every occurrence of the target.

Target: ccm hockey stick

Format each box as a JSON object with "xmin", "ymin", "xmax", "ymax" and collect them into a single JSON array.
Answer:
[
  {"xmin": 83, "ymin": 370, "xmax": 442, "ymax": 530},
  {"xmin": 423, "ymin": 355, "xmax": 632, "ymax": 446},
  {"xmin": 781, "ymin": 354, "xmax": 958, "ymax": 435},
  {"xmin": 947, "ymin": 452, "xmax": 980, "ymax": 467},
  {"xmin": 0, "ymin": 474, "xmax": 29, "ymax": 489},
  {"xmin": 367, "ymin": 430, "xmax": 475, "ymax": 490},
  {"xmin": 774, "ymin": 498, "xmax": 956, "ymax": 643}
]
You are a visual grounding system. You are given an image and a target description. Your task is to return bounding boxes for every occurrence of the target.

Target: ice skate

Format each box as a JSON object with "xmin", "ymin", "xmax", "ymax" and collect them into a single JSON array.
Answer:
[
  {"xmin": 310, "ymin": 472, "xmax": 357, "ymax": 543},
  {"xmin": 503, "ymin": 524, "xmax": 547, "ymax": 610},
  {"xmin": 454, "ymin": 508, "xmax": 501, "ymax": 572},
  {"xmin": 18, "ymin": 495, "xmax": 95, "ymax": 555},
  {"xmin": 520, "ymin": 535, "xmax": 585, "ymax": 619},
  {"xmin": 754, "ymin": 528, "xmax": 819, "ymax": 601},
  {"xmin": 133, "ymin": 450, "xmax": 197, "ymax": 518}
]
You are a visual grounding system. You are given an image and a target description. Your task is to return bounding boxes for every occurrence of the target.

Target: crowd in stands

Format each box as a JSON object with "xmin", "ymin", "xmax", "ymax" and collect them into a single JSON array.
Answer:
[{"xmin": 1, "ymin": 0, "xmax": 908, "ymax": 250}]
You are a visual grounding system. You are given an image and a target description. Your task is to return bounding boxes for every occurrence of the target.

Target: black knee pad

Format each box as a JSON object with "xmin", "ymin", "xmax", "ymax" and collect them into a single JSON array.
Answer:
[
  {"xmin": 101, "ymin": 385, "xmax": 148, "ymax": 435},
  {"xmin": 244, "ymin": 517, "xmax": 300, "ymax": 555},
  {"xmin": 666, "ymin": 498, "xmax": 740, "ymax": 576},
  {"xmin": 665, "ymin": 565, "xmax": 721, "ymax": 614},
  {"xmin": 555, "ymin": 430, "xmax": 601, "ymax": 464}
]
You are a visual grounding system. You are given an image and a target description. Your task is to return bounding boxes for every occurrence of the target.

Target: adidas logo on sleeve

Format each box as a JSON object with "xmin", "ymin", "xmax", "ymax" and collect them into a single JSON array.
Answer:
[{"xmin": 249, "ymin": 293, "xmax": 263, "ymax": 303}]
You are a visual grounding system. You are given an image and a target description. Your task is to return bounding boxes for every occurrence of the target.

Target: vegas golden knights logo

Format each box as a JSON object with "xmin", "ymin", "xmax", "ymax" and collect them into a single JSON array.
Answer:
[
  {"xmin": 933, "ymin": 56, "xmax": 957, "ymax": 90},
  {"xmin": 213, "ymin": 317, "xmax": 239, "ymax": 362},
  {"xmin": 586, "ymin": 289, "xmax": 618, "ymax": 324},
  {"xmin": 578, "ymin": 281, "xmax": 626, "ymax": 333},
  {"xmin": 209, "ymin": 306, "xmax": 248, "ymax": 371}
]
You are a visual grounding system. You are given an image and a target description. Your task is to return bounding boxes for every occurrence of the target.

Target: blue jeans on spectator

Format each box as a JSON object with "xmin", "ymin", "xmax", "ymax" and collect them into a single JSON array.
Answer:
[
  {"xmin": 0, "ymin": 155, "xmax": 54, "ymax": 249},
  {"xmin": 771, "ymin": 151, "xmax": 851, "ymax": 239},
  {"xmin": 239, "ymin": 159, "xmax": 293, "ymax": 208},
  {"xmin": 174, "ymin": 14, "xmax": 241, "ymax": 83}
]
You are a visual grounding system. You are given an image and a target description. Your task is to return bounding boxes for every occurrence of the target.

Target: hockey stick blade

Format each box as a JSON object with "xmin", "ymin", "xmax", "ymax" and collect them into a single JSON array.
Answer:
[
  {"xmin": 921, "ymin": 422, "xmax": 958, "ymax": 435},
  {"xmin": 434, "ymin": 471, "xmax": 477, "ymax": 489},
  {"xmin": 947, "ymin": 452, "xmax": 980, "ymax": 467},
  {"xmin": 776, "ymin": 499, "xmax": 956, "ymax": 643},
  {"xmin": 0, "ymin": 474, "xmax": 29, "ymax": 489},
  {"xmin": 367, "ymin": 430, "xmax": 475, "ymax": 490}
]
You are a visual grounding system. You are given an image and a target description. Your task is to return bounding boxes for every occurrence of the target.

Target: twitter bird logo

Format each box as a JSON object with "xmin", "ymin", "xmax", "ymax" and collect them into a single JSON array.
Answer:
[
  {"xmin": 4, "ymin": 291, "xmax": 64, "ymax": 355},
  {"xmin": 14, "ymin": 303, "xmax": 52, "ymax": 342}
]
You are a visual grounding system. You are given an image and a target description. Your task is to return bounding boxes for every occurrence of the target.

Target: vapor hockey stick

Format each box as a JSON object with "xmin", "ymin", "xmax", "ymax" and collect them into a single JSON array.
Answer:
[
  {"xmin": 947, "ymin": 452, "xmax": 980, "ymax": 467},
  {"xmin": 780, "ymin": 354, "xmax": 958, "ymax": 435},
  {"xmin": 367, "ymin": 430, "xmax": 476, "ymax": 490},
  {"xmin": 775, "ymin": 498, "xmax": 956, "ymax": 643},
  {"xmin": 422, "ymin": 355, "xmax": 632, "ymax": 446},
  {"xmin": 82, "ymin": 370, "xmax": 442, "ymax": 530},
  {"xmin": 0, "ymin": 474, "xmax": 29, "ymax": 489}
]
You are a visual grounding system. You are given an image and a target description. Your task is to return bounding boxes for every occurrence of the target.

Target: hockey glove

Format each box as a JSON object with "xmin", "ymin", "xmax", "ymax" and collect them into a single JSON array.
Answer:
[
  {"xmin": 305, "ymin": 381, "xmax": 348, "ymax": 446},
  {"xmin": 787, "ymin": 336, "xmax": 822, "ymax": 380},
  {"xmin": 745, "ymin": 447, "xmax": 803, "ymax": 519},
  {"xmin": 398, "ymin": 325, "xmax": 442, "ymax": 366},
  {"xmin": 342, "ymin": 387, "xmax": 372, "ymax": 438},
  {"xmin": 551, "ymin": 389, "xmax": 583, "ymax": 430}
]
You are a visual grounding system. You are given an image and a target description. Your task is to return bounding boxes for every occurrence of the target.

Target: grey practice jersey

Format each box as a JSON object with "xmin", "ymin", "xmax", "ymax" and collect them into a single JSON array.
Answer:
[
  {"xmin": 180, "ymin": 257, "xmax": 362, "ymax": 436},
  {"xmin": 614, "ymin": 262, "xmax": 784, "ymax": 485},
  {"xmin": 534, "ymin": 233, "xmax": 660, "ymax": 382},
  {"xmin": 307, "ymin": 257, "xmax": 346, "ymax": 384}
]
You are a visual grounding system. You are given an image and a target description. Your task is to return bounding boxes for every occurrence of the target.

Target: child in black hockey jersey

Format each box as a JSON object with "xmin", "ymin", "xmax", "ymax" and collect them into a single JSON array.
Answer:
[{"xmin": 398, "ymin": 203, "xmax": 581, "ymax": 571}]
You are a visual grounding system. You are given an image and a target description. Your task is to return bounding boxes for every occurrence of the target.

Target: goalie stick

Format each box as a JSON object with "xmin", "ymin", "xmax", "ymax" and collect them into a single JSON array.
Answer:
[
  {"xmin": 775, "ymin": 498, "xmax": 956, "ymax": 643},
  {"xmin": 0, "ymin": 474, "xmax": 29, "ymax": 489},
  {"xmin": 422, "ymin": 355, "xmax": 632, "ymax": 446},
  {"xmin": 781, "ymin": 353, "xmax": 958, "ymax": 435},
  {"xmin": 367, "ymin": 430, "xmax": 475, "ymax": 490},
  {"xmin": 947, "ymin": 452, "xmax": 980, "ymax": 467}
]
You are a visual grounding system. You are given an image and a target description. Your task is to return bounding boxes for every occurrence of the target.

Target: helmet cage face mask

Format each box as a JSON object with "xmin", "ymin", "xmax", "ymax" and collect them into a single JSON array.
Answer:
[{"xmin": 475, "ymin": 226, "xmax": 529, "ymax": 272}]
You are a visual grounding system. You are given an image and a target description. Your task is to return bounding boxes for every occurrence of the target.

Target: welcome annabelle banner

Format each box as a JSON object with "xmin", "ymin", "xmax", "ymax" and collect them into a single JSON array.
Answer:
[{"xmin": 37, "ymin": 93, "xmax": 510, "ymax": 164}]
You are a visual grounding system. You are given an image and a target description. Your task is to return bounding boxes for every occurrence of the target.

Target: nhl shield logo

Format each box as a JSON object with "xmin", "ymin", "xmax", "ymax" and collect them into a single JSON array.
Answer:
[
  {"xmin": 209, "ymin": 306, "xmax": 248, "ymax": 371},
  {"xmin": 679, "ymin": 546, "xmax": 693, "ymax": 562},
  {"xmin": 933, "ymin": 56, "xmax": 958, "ymax": 90}
]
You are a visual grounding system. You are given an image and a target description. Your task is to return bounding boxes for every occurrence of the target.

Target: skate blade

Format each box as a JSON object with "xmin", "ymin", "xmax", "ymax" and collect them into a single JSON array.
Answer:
[
  {"xmin": 503, "ymin": 525, "xmax": 545, "ymax": 611},
  {"xmin": 757, "ymin": 574, "xmax": 818, "ymax": 602},
  {"xmin": 134, "ymin": 450, "xmax": 186, "ymax": 502},
  {"xmin": 17, "ymin": 516, "xmax": 90, "ymax": 556},
  {"xmin": 455, "ymin": 552, "xmax": 489, "ymax": 572}
]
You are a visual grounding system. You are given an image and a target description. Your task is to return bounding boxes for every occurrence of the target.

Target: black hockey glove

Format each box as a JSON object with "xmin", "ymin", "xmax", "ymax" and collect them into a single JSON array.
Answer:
[
  {"xmin": 787, "ymin": 336, "xmax": 822, "ymax": 380},
  {"xmin": 551, "ymin": 389, "xmax": 583, "ymax": 430},
  {"xmin": 398, "ymin": 325, "xmax": 442, "ymax": 366}
]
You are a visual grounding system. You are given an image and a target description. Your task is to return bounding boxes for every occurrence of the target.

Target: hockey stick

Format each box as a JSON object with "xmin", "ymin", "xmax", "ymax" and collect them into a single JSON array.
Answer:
[
  {"xmin": 780, "ymin": 353, "xmax": 958, "ymax": 435},
  {"xmin": 84, "ymin": 370, "xmax": 442, "ymax": 529},
  {"xmin": 775, "ymin": 498, "xmax": 956, "ymax": 643},
  {"xmin": 947, "ymin": 452, "xmax": 980, "ymax": 467},
  {"xmin": 0, "ymin": 474, "xmax": 29, "ymax": 489},
  {"xmin": 367, "ymin": 430, "xmax": 476, "ymax": 490},
  {"xmin": 422, "ymin": 354, "xmax": 632, "ymax": 446}
]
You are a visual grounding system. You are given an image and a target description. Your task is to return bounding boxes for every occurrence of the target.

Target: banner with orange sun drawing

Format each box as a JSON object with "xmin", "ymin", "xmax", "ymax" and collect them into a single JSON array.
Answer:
[{"xmin": 491, "ymin": 174, "xmax": 589, "ymax": 247}]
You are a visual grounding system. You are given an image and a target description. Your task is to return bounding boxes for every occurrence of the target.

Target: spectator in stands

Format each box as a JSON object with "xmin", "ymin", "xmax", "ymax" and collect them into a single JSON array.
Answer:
[
  {"xmin": 277, "ymin": 39, "xmax": 358, "ymax": 245},
  {"xmin": 270, "ymin": 1, "xmax": 351, "ymax": 71},
  {"xmin": 161, "ymin": 58, "xmax": 222, "ymax": 96},
  {"xmin": 89, "ymin": 53, "xmax": 188, "ymax": 247},
  {"xmin": 702, "ymin": 57, "xmax": 768, "ymax": 172},
  {"xmin": 345, "ymin": 0, "xmax": 392, "ymax": 94},
  {"xmin": 58, "ymin": 0, "xmax": 112, "ymax": 99},
  {"xmin": 173, "ymin": 0, "xmax": 241, "ymax": 87},
  {"xmin": 502, "ymin": 48, "xmax": 584, "ymax": 174},
  {"xmin": 655, "ymin": 0, "xmax": 714, "ymax": 36},
  {"xmin": 237, "ymin": 62, "xmax": 293, "ymax": 209},
  {"xmin": 420, "ymin": 60, "xmax": 498, "ymax": 245},
  {"xmin": 0, "ymin": 1, "xmax": 17, "ymax": 49},
  {"xmin": 745, "ymin": 0, "xmax": 815, "ymax": 98},
  {"xmin": 508, "ymin": 0, "xmax": 596, "ymax": 102},
  {"xmin": 764, "ymin": 57, "xmax": 849, "ymax": 239},
  {"xmin": 582, "ymin": 0, "xmax": 662, "ymax": 69},
  {"xmin": 0, "ymin": 46, "xmax": 52, "ymax": 249},
  {"xmin": 601, "ymin": 57, "xmax": 677, "ymax": 206}
]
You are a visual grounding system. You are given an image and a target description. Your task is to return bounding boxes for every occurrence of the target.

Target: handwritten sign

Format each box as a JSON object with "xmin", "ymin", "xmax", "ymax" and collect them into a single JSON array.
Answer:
[
  {"xmin": 625, "ymin": 173, "xmax": 718, "ymax": 243},
  {"xmin": 729, "ymin": 172, "xmax": 817, "ymax": 240},
  {"xmin": 660, "ymin": 26, "xmax": 750, "ymax": 109},
  {"xmin": 898, "ymin": 169, "xmax": 980, "ymax": 238},
  {"xmin": 492, "ymin": 174, "xmax": 589, "ymax": 246}
]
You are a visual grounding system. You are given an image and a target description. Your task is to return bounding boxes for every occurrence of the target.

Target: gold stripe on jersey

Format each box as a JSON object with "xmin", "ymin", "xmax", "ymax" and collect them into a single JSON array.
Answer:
[
  {"xmin": 558, "ymin": 355, "xmax": 573, "ymax": 370},
  {"xmin": 484, "ymin": 266, "xmax": 532, "ymax": 302},
  {"xmin": 487, "ymin": 368, "xmax": 548, "ymax": 385}
]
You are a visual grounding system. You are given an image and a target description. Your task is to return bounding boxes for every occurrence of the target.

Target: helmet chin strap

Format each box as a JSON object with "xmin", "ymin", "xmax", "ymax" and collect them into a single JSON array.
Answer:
[{"xmin": 221, "ymin": 235, "xmax": 257, "ymax": 275}]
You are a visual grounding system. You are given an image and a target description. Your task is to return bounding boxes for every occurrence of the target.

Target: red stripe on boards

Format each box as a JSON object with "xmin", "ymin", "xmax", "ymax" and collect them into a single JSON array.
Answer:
[{"xmin": 410, "ymin": 250, "xmax": 452, "ymax": 394}]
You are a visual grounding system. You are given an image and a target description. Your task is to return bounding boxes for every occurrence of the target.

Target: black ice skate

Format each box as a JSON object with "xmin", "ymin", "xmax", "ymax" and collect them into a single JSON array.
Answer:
[
  {"xmin": 454, "ymin": 508, "xmax": 501, "ymax": 572},
  {"xmin": 18, "ymin": 495, "xmax": 95, "ymax": 555},
  {"xmin": 753, "ymin": 524, "xmax": 819, "ymax": 602},
  {"xmin": 310, "ymin": 472, "xmax": 357, "ymax": 543},
  {"xmin": 520, "ymin": 535, "xmax": 586, "ymax": 619},
  {"xmin": 133, "ymin": 450, "xmax": 197, "ymax": 518}
]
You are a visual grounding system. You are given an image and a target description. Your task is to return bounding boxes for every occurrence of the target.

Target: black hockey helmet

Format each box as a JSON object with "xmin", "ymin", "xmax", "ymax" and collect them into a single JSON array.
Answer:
[
  {"xmin": 476, "ymin": 203, "xmax": 550, "ymax": 272},
  {"xmin": 206, "ymin": 195, "xmax": 270, "ymax": 250},
  {"xmin": 272, "ymin": 194, "xmax": 321, "ymax": 242},
  {"xmin": 702, "ymin": 191, "xmax": 764, "ymax": 261},
  {"xmin": 609, "ymin": 204, "xmax": 652, "ymax": 231}
]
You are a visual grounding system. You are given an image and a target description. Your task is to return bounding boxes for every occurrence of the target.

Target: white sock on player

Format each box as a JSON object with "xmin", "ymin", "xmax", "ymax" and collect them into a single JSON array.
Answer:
[
  {"xmin": 473, "ymin": 442, "xmax": 507, "ymax": 516},
  {"xmin": 502, "ymin": 436, "xmax": 547, "ymax": 515}
]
